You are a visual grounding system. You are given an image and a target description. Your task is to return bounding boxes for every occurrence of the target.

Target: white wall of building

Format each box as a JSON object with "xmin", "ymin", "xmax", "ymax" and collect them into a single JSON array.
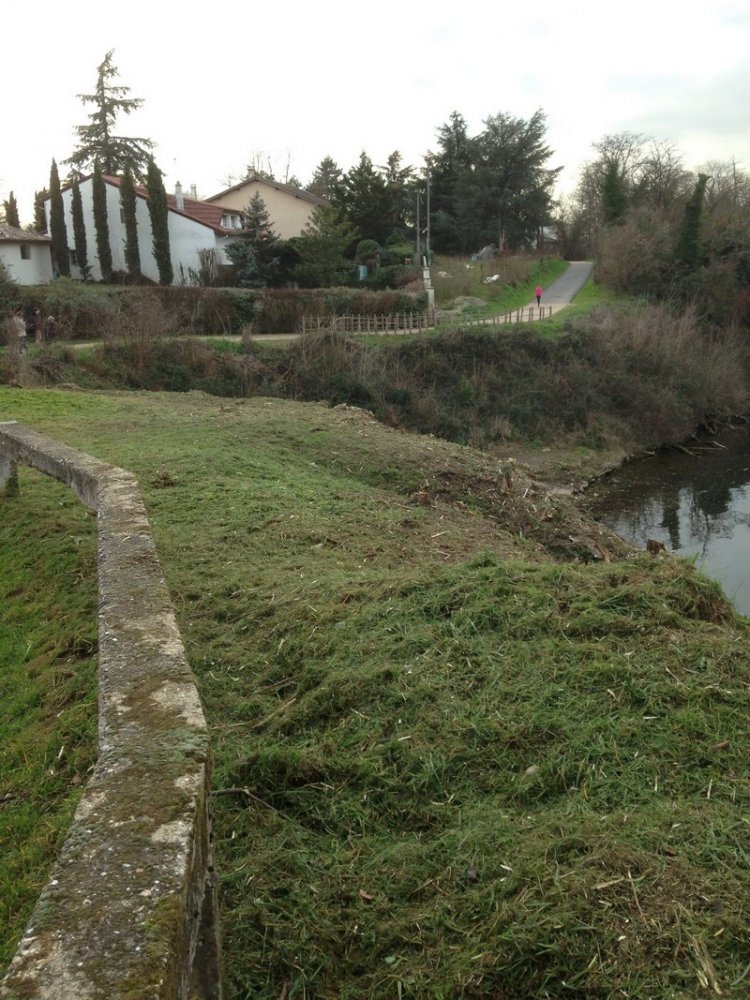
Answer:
[
  {"xmin": 48, "ymin": 179, "xmax": 230, "ymax": 285},
  {"xmin": 0, "ymin": 241, "xmax": 54, "ymax": 285}
]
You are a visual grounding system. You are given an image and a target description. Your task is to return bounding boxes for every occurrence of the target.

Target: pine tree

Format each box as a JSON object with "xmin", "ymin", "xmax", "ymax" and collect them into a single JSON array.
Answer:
[
  {"xmin": 294, "ymin": 204, "xmax": 358, "ymax": 287},
  {"xmin": 146, "ymin": 158, "xmax": 173, "ymax": 285},
  {"xmin": 2, "ymin": 192, "xmax": 20, "ymax": 228},
  {"xmin": 92, "ymin": 162, "xmax": 113, "ymax": 282},
  {"xmin": 120, "ymin": 166, "xmax": 141, "ymax": 278},
  {"xmin": 226, "ymin": 192, "xmax": 280, "ymax": 286},
  {"xmin": 427, "ymin": 111, "xmax": 472, "ymax": 252},
  {"xmin": 308, "ymin": 156, "xmax": 342, "ymax": 199},
  {"xmin": 49, "ymin": 160, "xmax": 70, "ymax": 277},
  {"xmin": 333, "ymin": 152, "xmax": 392, "ymax": 245},
  {"xmin": 33, "ymin": 190, "xmax": 49, "ymax": 233},
  {"xmin": 66, "ymin": 50, "xmax": 154, "ymax": 181},
  {"xmin": 70, "ymin": 181, "xmax": 90, "ymax": 279}
]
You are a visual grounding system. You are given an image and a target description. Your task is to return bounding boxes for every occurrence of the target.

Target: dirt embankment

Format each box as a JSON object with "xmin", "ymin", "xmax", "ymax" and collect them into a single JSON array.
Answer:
[{"xmin": 329, "ymin": 403, "xmax": 635, "ymax": 565}]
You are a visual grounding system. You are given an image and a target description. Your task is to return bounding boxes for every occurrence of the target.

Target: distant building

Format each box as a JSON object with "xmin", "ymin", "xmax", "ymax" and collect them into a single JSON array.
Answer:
[
  {"xmin": 206, "ymin": 174, "xmax": 326, "ymax": 240},
  {"xmin": 0, "ymin": 223, "xmax": 53, "ymax": 285}
]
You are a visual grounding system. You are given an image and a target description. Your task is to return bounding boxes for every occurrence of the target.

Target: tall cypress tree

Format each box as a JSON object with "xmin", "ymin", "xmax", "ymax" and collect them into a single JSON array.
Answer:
[
  {"xmin": 34, "ymin": 189, "xmax": 49, "ymax": 233},
  {"xmin": 92, "ymin": 162, "xmax": 113, "ymax": 282},
  {"xmin": 120, "ymin": 166, "xmax": 141, "ymax": 278},
  {"xmin": 2, "ymin": 192, "xmax": 20, "ymax": 228},
  {"xmin": 602, "ymin": 160, "xmax": 629, "ymax": 225},
  {"xmin": 70, "ymin": 181, "xmax": 90, "ymax": 280},
  {"xmin": 676, "ymin": 173, "xmax": 709, "ymax": 271},
  {"xmin": 145, "ymin": 158, "xmax": 173, "ymax": 285},
  {"xmin": 49, "ymin": 159, "xmax": 70, "ymax": 277}
]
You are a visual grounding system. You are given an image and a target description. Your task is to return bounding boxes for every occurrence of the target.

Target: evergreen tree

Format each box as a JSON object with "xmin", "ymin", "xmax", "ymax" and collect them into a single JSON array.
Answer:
[
  {"xmin": 382, "ymin": 151, "xmax": 415, "ymax": 242},
  {"xmin": 472, "ymin": 109, "xmax": 561, "ymax": 250},
  {"xmin": 70, "ymin": 181, "xmax": 90, "ymax": 279},
  {"xmin": 33, "ymin": 189, "xmax": 49, "ymax": 233},
  {"xmin": 120, "ymin": 166, "xmax": 141, "ymax": 277},
  {"xmin": 293, "ymin": 204, "xmax": 358, "ymax": 287},
  {"xmin": 427, "ymin": 111, "xmax": 472, "ymax": 252},
  {"xmin": 308, "ymin": 156, "xmax": 342, "ymax": 199},
  {"xmin": 676, "ymin": 172, "xmax": 709, "ymax": 271},
  {"xmin": 92, "ymin": 162, "xmax": 113, "ymax": 282},
  {"xmin": 2, "ymin": 191, "xmax": 20, "ymax": 228},
  {"xmin": 49, "ymin": 159, "xmax": 70, "ymax": 277},
  {"xmin": 601, "ymin": 159, "xmax": 629, "ymax": 225},
  {"xmin": 66, "ymin": 50, "xmax": 154, "ymax": 180},
  {"xmin": 333, "ymin": 152, "xmax": 392, "ymax": 245},
  {"xmin": 226, "ymin": 192, "xmax": 280, "ymax": 287},
  {"xmin": 146, "ymin": 158, "xmax": 173, "ymax": 285},
  {"xmin": 426, "ymin": 109, "xmax": 560, "ymax": 252}
]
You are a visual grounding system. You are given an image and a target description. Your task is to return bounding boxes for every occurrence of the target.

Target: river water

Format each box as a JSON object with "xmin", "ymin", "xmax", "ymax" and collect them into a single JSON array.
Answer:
[{"xmin": 583, "ymin": 427, "xmax": 750, "ymax": 617}]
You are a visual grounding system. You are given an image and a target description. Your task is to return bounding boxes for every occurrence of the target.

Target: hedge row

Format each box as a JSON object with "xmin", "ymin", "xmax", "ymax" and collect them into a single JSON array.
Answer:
[{"xmin": 10, "ymin": 280, "xmax": 428, "ymax": 339}]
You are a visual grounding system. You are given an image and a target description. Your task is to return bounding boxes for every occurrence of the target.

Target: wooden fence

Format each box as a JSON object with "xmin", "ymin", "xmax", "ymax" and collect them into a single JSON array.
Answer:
[
  {"xmin": 300, "ymin": 311, "xmax": 434, "ymax": 335},
  {"xmin": 459, "ymin": 305, "xmax": 554, "ymax": 327},
  {"xmin": 300, "ymin": 305, "xmax": 552, "ymax": 337}
]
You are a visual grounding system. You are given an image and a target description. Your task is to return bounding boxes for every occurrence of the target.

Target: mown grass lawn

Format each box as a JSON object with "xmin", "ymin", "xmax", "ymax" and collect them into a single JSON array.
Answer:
[{"xmin": 2, "ymin": 386, "xmax": 750, "ymax": 998}]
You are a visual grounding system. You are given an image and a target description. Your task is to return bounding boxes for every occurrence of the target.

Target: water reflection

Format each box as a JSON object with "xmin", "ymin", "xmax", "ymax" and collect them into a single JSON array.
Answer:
[{"xmin": 584, "ymin": 428, "xmax": 750, "ymax": 616}]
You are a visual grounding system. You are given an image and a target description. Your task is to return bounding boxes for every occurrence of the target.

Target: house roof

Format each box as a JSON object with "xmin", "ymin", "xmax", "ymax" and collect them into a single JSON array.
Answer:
[
  {"xmin": 0, "ymin": 223, "xmax": 51, "ymax": 243},
  {"xmin": 102, "ymin": 176, "xmax": 235, "ymax": 235},
  {"xmin": 206, "ymin": 173, "xmax": 327, "ymax": 207}
]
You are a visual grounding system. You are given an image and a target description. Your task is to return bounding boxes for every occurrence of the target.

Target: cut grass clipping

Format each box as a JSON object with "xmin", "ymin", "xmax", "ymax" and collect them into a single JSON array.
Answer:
[{"xmin": 1, "ymin": 389, "xmax": 749, "ymax": 998}]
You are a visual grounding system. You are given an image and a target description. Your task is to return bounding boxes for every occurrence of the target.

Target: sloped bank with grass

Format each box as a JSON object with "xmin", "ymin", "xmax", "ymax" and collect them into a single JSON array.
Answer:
[{"xmin": 2, "ymin": 388, "xmax": 750, "ymax": 998}]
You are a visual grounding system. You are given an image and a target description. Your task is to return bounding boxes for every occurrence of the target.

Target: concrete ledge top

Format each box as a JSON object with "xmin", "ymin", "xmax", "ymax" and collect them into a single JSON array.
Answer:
[{"xmin": 0, "ymin": 423, "xmax": 219, "ymax": 999}]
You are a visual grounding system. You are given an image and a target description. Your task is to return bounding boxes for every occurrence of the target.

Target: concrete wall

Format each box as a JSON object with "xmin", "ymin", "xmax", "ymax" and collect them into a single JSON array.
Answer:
[{"xmin": 0, "ymin": 422, "xmax": 222, "ymax": 1000}]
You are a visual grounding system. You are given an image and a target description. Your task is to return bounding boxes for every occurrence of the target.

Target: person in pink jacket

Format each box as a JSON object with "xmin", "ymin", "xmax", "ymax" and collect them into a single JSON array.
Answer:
[{"xmin": 535, "ymin": 285, "xmax": 542, "ymax": 306}]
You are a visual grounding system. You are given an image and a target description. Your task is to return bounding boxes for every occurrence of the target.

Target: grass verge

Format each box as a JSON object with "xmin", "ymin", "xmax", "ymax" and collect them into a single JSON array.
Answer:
[{"xmin": 0, "ymin": 469, "xmax": 98, "ymax": 966}]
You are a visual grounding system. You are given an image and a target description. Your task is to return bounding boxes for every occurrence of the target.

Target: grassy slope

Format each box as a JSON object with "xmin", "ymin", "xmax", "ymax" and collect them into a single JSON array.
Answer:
[
  {"xmin": 1, "ymin": 387, "xmax": 750, "ymax": 998},
  {"xmin": 0, "ymin": 468, "xmax": 98, "ymax": 963}
]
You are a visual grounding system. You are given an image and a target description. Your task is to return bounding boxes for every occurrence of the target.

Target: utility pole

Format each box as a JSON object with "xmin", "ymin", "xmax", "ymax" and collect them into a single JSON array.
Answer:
[
  {"xmin": 415, "ymin": 189, "xmax": 421, "ymax": 262},
  {"xmin": 425, "ymin": 169, "xmax": 431, "ymax": 264}
]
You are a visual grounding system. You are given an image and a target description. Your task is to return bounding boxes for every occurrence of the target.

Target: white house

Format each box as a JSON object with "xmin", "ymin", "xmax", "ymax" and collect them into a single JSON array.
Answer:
[
  {"xmin": 44, "ymin": 176, "xmax": 241, "ymax": 285},
  {"xmin": 0, "ymin": 224, "xmax": 53, "ymax": 285}
]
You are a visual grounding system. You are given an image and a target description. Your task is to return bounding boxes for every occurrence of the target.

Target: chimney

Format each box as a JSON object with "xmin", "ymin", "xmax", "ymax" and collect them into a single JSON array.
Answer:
[
  {"xmin": 189, "ymin": 184, "xmax": 197, "ymax": 200},
  {"xmin": 174, "ymin": 182, "xmax": 184, "ymax": 211}
]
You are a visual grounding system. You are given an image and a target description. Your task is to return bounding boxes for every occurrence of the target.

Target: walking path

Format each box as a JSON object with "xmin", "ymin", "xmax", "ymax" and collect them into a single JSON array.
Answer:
[
  {"xmin": 65, "ymin": 261, "xmax": 594, "ymax": 349},
  {"xmin": 532, "ymin": 260, "xmax": 594, "ymax": 315}
]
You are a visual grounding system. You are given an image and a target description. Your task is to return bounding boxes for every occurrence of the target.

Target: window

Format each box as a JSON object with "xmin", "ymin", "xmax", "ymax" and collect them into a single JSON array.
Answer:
[
  {"xmin": 20, "ymin": 245, "xmax": 31, "ymax": 260},
  {"xmin": 69, "ymin": 248, "xmax": 78, "ymax": 265}
]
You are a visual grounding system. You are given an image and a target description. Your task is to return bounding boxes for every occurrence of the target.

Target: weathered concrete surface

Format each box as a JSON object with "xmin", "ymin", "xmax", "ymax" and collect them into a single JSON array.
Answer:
[{"xmin": 0, "ymin": 422, "xmax": 223, "ymax": 1000}]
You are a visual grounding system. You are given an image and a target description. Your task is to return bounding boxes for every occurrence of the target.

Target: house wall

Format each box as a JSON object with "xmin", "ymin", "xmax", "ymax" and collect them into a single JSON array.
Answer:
[
  {"xmin": 209, "ymin": 181, "xmax": 318, "ymax": 239},
  {"xmin": 47, "ymin": 181, "xmax": 229, "ymax": 286},
  {"xmin": 0, "ymin": 242, "xmax": 53, "ymax": 285}
]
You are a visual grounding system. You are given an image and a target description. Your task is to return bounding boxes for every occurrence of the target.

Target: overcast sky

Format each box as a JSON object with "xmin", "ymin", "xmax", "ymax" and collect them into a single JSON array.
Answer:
[{"xmin": 3, "ymin": 0, "xmax": 749, "ymax": 225}]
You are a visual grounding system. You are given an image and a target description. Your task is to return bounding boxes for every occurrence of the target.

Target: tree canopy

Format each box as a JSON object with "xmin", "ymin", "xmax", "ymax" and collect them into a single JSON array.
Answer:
[
  {"xmin": 2, "ymin": 192, "xmax": 20, "ymax": 228},
  {"xmin": 66, "ymin": 50, "xmax": 154, "ymax": 180},
  {"xmin": 426, "ymin": 109, "xmax": 560, "ymax": 252}
]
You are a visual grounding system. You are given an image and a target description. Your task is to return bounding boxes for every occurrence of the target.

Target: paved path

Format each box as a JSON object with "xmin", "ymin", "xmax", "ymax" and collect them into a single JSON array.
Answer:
[{"xmin": 530, "ymin": 260, "xmax": 594, "ymax": 314}]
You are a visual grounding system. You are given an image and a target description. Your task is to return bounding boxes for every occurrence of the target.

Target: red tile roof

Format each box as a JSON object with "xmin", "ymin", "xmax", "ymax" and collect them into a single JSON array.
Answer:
[{"xmin": 102, "ymin": 176, "xmax": 237, "ymax": 234}]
